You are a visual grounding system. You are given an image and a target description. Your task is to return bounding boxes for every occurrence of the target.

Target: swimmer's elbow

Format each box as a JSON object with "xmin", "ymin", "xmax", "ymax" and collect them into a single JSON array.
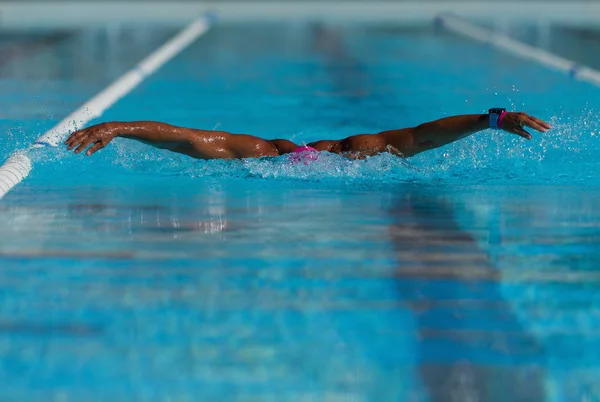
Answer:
[
  {"xmin": 408, "ymin": 125, "xmax": 439, "ymax": 155},
  {"xmin": 170, "ymin": 131, "xmax": 210, "ymax": 158},
  {"xmin": 384, "ymin": 127, "xmax": 435, "ymax": 157}
]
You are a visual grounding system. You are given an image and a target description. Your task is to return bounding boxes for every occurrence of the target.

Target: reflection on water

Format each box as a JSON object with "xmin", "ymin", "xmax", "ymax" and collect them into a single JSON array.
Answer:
[
  {"xmin": 1, "ymin": 183, "xmax": 600, "ymax": 400},
  {"xmin": 1, "ymin": 19, "xmax": 600, "ymax": 401},
  {"xmin": 388, "ymin": 186, "xmax": 546, "ymax": 402},
  {"xmin": 0, "ymin": 183, "xmax": 411, "ymax": 400}
]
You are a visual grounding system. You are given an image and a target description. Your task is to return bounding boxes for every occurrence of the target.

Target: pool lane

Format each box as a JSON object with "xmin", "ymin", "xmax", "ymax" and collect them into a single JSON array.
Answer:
[
  {"xmin": 2, "ymin": 21, "xmax": 600, "ymax": 401},
  {"xmin": 0, "ymin": 26, "xmax": 180, "ymax": 157}
]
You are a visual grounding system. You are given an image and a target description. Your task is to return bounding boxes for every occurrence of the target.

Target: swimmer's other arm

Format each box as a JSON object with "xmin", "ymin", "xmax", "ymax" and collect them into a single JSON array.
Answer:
[
  {"xmin": 308, "ymin": 112, "xmax": 551, "ymax": 157},
  {"xmin": 397, "ymin": 112, "xmax": 551, "ymax": 156},
  {"xmin": 65, "ymin": 121, "xmax": 294, "ymax": 159},
  {"xmin": 65, "ymin": 112, "xmax": 551, "ymax": 159}
]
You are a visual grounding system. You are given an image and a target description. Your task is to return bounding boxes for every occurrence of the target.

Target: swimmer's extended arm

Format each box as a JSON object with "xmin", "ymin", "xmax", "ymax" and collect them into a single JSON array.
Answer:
[
  {"xmin": 65, "ymin": 121, "xmax": 283, "ymax": 159},
  {"xmin": 65, "ymin": 112, "xmax": 551, "ymax": 160},
  {"xmin": 307, "ymin": 112, "xmax": 551, "ymax": 158},
  {"xmin": 383, "ymin": 112, "xmax": 551, "ymax": 157},
  {"xmin": 65, "ymin": 122, "xmax": 203, "ymax": 156}
]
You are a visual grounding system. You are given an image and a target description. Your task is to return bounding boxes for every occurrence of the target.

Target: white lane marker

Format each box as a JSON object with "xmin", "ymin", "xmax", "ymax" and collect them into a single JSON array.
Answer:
[
  {"xmin": 0, "ymin": 13, "xmax": 215, "ymax": 200},
  {"xmin": 436, "ymin": 13, "xmax": 600, "ymax": 87}
]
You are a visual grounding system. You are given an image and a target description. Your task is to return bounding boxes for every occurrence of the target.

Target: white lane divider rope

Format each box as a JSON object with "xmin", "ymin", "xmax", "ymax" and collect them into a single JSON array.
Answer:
[
  {"xmin": 436, "ymin": 13, "xmax": 600, "ymax": 87},
  {"xmin": 0, "ymin": 12, "xmax": 215, "ymax": 200}
]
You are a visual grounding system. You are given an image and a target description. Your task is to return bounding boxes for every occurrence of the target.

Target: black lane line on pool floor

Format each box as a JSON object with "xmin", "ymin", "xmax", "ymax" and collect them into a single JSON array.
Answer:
[
  {"xmin": 388, "ymin": 187, "xmax": 546, "ymax": 402},
  {"xmin": 311, "ymin": 23, "xmax": 547, "ymax": 401}
]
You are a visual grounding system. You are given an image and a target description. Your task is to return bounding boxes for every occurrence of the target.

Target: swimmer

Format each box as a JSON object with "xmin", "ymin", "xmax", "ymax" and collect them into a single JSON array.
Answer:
[{"xmin": 65, "ymin": 109, "xmax": 551, "ymax": 159}]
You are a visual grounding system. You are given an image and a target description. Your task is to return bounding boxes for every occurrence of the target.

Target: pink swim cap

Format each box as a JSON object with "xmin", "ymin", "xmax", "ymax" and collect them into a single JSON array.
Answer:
[{"xmin": 289, "ymin": 145, "xmax": 319, "ymax": 164}]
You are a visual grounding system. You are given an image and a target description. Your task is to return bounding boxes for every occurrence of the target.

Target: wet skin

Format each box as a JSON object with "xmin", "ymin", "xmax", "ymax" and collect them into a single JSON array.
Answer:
[{"xmin": 65, "ymin": 112, "xmax": 551, "ymax": 159}]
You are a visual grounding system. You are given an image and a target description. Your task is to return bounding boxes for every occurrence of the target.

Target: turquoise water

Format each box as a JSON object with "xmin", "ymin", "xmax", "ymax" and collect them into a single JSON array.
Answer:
[{"xmin": 2, "ymin": 22, "xmax": 600, "ymax": 401}]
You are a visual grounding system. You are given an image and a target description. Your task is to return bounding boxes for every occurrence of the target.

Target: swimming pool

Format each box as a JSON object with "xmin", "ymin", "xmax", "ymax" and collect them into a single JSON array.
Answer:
[{"xmin": 2, "ymin": 18, "xmax": 600, "ymax": 401}]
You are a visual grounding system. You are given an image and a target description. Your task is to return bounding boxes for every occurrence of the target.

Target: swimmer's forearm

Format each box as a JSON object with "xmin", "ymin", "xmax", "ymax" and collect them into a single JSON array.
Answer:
[
  {"xmin": 404, "ymin": 112, "xmax": 550, "ymax": 156},
  {"xmin": 110, "ymin": 121, "xmax": 198, "ymax": 150},
  {"xmin": 380, "ymin": 114, "xmax": 488, "ymax": 157},
  {"xmin": 411, "ymin": 114, "xmax": 489, "ymax": 152},
  {"xmin": 66, "ymin": 121, "xmax": 280, "ymax": 159},
  {"xmin": 65, "ymin": 121, "xmax": 218, "ymax": 156}
]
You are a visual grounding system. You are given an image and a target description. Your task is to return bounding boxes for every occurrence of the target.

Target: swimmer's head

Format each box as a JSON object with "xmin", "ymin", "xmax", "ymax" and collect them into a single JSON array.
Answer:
[{"xmin": 289, "ymin": 145, "xmax": 319, "ymax": 164}]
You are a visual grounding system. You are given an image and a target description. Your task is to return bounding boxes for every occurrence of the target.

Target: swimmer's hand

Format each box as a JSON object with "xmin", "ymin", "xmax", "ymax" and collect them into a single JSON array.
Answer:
[
  {"xmin": 501, "ymin": 112, "xmax": 551, "ymax": 140},
  {"xmin": 65, "ymin": 123, "xmax": 118, "ymax": 156}
]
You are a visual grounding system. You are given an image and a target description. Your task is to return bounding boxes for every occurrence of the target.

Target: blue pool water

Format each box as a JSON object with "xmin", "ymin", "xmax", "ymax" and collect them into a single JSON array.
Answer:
[{"xmin": 2, "ymin": 21, "xmax": 600, "ymax": 401}]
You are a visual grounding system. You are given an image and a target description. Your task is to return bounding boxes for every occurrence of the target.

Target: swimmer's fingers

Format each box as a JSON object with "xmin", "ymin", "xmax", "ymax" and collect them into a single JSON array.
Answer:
[
  {"xmin": 65, "ymin": 129, "xmax": 88, "ymax": 150},
  {"xmin": 73, "ymin": 135, "xmax": 96, "ymax": 154},
  {"xmin": 66, "ymin": 124, "xmax": 117, "ymax": 154},
  {"xmin": 65, "ymin": 129, "xmax": 83, "ymax": 143},
  {"xmin": 86, "ymin": 141, "xmax": 106, "ymax": 156},
  {"xmin": 529, "ymin": 115, "xmax": 552, "ymax": 131},
  {"xmin": 506, "ymin": 126, "xmax": 533, "ymax": 140},
  {"xmin": 66, "ymin": 132, "xmax": 91, "ymax": 152},
  {"xmin": 502, "ymin": 112, "xmax": 549, "ymax": 140},
  {"xmin": 521, "ymin": 115, "xmax": 549, "ymax": 133}
]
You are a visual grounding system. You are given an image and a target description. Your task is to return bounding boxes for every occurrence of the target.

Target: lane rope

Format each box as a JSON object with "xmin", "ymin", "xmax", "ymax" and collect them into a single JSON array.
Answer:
[
  {"xmin": 0, "ymin": 12, "xmax": 216, "ymax": 200},
  {"xmin": 437, "ymin": 13, "xmax": 600, "ymax": 87}
]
